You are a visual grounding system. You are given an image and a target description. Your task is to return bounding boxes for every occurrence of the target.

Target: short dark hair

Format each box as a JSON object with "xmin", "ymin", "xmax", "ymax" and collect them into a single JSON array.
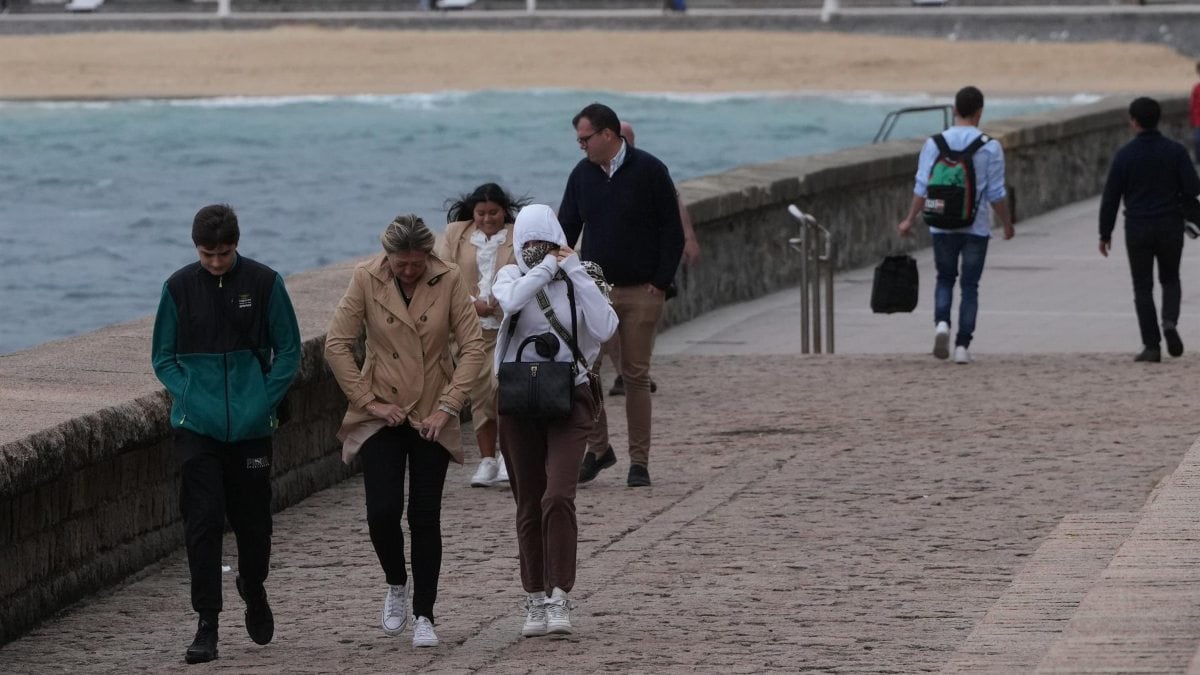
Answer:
[
  {"xmin": 1129, "ymin": 96, "xmax": 1161, "ymax": 130},
  {"xmin": 445, "ymin": 182, "xmax": 530, "ymax": 224},
  {"xmin": 572, "ymin": 102, "xmax": 620, "ymax": 135},
  {"xmin": 191, "ymin": 204, "xmax": 239, "ymax": 249},
  {"xmin": 954, "ymin": 86, "xmax": 985, "ymax": 119}
]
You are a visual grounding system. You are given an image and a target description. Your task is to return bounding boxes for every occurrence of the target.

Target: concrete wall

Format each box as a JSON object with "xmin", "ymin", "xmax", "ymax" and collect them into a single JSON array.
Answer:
[{"xmin": 0, "ymin": 94, "xmax": 1185, "ymax": 645}]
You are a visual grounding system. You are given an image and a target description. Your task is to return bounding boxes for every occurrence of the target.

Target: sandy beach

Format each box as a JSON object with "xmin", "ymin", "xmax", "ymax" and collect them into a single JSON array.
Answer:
[{"xmin": 0, "ymin": 27, "xmax": 1194, "ymax": 99}]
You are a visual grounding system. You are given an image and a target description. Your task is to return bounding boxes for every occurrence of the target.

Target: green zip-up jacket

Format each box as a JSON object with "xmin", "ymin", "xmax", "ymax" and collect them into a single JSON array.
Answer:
[{"xmin": 151, "ymin": 254, "xmax": 301, "ymax": 442}]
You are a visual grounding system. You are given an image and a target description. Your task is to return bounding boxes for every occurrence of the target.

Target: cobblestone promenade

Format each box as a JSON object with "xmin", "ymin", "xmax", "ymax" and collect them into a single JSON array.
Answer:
[{"xmin": 3, "ymin": 349, "xmax": 1199, "ymax": 672}]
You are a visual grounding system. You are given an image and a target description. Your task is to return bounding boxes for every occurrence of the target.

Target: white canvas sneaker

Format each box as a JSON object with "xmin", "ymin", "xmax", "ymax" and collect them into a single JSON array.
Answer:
[
  {"xmin": 954, "ymin": 345, "xmax": 971, "ymax": 364},
  {"xmin": 493, "ymin": 454, "xmax": 509, "ymax": 485},
  {"xmin": 412, "ymin": 616, "xmax": 439, "ymax": 647},
  {"xmin": 470, "ymin": 457, "xmax": 499, "ymax": 487},
  {"xmin": 544, "ymin": 587, "xmax": 573, "ymax": 634},
  {"xmin": 933, "ymin": 321, "xmax": 950, "ymax": 360},
  {"xmin": 521, "ymin": 592, "xmax": 548, "ymax": 637},
  {"xmin": 381, "ymin": 584, "xmax": 408, "ymax": 636}
]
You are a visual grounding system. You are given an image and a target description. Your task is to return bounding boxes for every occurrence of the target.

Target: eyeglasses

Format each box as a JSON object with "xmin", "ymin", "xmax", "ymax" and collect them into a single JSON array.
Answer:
[{"xmin": 577, "ymin": 131, "xmax": 601, "ymax": 148}]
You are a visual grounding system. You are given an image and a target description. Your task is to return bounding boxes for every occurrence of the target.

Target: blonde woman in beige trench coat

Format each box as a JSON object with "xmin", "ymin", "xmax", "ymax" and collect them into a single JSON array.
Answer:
[{"xmin": 324, "ymin": 214, "xmax": 485, "ymax": 648}]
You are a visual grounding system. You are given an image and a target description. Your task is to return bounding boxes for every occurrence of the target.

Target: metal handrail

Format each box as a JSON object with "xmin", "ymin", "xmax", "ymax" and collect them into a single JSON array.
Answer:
[
  {"xmin": 787, "ymin": 205, "xmax": 835, "ymax": 354},
  {"xmin": 872, "ymin": 104, "xmax": 953, "ymax": 144}
]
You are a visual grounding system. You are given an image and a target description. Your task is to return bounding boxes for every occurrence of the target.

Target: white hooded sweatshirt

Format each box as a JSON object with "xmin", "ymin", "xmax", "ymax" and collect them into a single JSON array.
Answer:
[{"xmin": 492, "ymin": 204, "xmax": 618, "ymax": 385}]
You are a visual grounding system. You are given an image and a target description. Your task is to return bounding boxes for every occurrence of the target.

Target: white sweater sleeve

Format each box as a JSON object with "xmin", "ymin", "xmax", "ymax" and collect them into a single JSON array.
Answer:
[
  {"xmin": 492, "ymin": 256, "xmax": 560, "ymax": 315},
  {"xmin": 561, "ymin": 255, "xmax": 618, "ymax": 343}
]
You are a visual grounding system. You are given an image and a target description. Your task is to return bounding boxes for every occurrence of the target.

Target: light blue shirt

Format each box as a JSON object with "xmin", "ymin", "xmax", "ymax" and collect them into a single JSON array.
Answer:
[{"xmin": 913, "ymin": 125, "xmax": 1007, "ymax": 238}]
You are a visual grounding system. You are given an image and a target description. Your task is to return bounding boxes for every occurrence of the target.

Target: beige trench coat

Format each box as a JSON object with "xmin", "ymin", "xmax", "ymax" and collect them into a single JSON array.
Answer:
[
  {"xmin": 324, "ymin": 253, "xmax": 485, "ymax": 464},
  {"xmin": 435, "ymin": 219, "xmax": 516, "ymax": 297}
]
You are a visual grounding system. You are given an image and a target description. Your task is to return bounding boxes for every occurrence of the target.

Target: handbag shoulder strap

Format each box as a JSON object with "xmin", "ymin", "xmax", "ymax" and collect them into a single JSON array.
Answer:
[
  {"xmin": 535, "ymin": 278, "xmax": 588, "ymax": 371},
  {"xmin": 499, "ymin": 310, "xmax": 521, "ymax": 364}
]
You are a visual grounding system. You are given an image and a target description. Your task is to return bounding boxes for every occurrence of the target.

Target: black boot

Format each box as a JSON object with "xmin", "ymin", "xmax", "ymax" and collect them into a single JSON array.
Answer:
[
  {"xmin": 1135, "ymin": 346, "xmax": 1162, "ymax": 362},
  {"xmin": 185, "ymin": 618, "xmax": 218, "ymax": 664},
  {"xmin": 578, "ymin": 445, "xmax": 617, "ymax": 483},
  {"xmin": 237, "ymin": 576, "xmax": 275, "ymax": 645}
]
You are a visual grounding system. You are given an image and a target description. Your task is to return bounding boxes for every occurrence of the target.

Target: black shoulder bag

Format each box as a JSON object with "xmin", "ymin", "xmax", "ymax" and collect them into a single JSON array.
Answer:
[{"xmin": 496, "ymin": 278, "xmax": 583, "ymax": 419}]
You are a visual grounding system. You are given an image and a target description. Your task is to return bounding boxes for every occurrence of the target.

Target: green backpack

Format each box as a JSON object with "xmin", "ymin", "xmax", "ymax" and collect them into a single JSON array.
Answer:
[{"xmin": 922, "ymin": 133, "xmax": 990, "ymax": 229}]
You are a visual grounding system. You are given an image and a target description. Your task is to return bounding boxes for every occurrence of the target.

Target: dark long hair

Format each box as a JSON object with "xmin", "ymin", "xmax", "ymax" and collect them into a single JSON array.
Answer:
[{"xmin": 445, "ymin": 183, "xmax": 530, "ymax": 224}]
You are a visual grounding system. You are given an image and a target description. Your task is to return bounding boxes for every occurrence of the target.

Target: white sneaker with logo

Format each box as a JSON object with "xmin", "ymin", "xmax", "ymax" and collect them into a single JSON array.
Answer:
[
  {"xmin": 933, "ymin": 321, "xmax": 951, "ymax": 360},
  {"xmin": 954, "ymin": 345, "xmax": 971, "ymax": 364},
  {"xmin": 412, "ymin": 616, "xmax": 439, "ymax": 647},
  {"xmin": 545, "ymin": 587, "xmax": 573, "ymax": 634},
  {"xmin": 470, "ymin": 457, "xmax": 499, "ymax": 487},
  {"xmin": 521, "ymin": 592, "xmax": 548, "ymax": 637},
  {"xmin": 381, "ymin": 584, "xmax": 408, "ymax": 636},
  {"xmin": 493, "ymin": 454, "xmax": 510, "ymax": 485}
]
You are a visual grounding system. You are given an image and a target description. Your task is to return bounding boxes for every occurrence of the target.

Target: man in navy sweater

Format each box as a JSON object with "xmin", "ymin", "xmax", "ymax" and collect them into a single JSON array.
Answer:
[
  {"xmin": 1099, "ymin": 96, "xmax": 1200, "ymax": 362},
  {"xmin": 559, "ymin": 103, "xmax": 684, "ymax": 488}
]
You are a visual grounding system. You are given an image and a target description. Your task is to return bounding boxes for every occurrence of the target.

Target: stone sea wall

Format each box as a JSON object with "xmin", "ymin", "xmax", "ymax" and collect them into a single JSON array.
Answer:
[{"xmin": 0, "ymin": 94, "xmax": 1183, "ymax": 644}]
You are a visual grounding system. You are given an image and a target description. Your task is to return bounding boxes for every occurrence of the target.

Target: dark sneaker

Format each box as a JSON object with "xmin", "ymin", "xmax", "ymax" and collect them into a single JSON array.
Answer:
[
  {"xmin": 609, "ymin": 375, "xmax": 657, "ymax": 396},
  {"xmin": 627, "ymin": 464, "xmax": 652, "ymax": 487},
  {"xmin": 1165, "ymin": 328, "xmax": 1184, "ymax": 357},
  {"xmin": 579, "ymin": 446, "xmax": 617, "ymax": 483},
  {"xmin": 1135, "ymin": 347, "xmax": 1162, "ymax": 362},
  {"xmin": 237, "ymin": 576, "xmax": 274, "ymax": 646},
  {"xmin": 185, "ymin": 618, "xmax": 218, "ymax": 664},
  {"xmin": 609, "ymin": 376, "xmax": 625, "ymax": 397}
]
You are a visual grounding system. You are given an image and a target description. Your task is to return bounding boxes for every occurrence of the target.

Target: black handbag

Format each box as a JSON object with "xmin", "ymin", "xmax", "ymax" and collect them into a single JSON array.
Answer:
[
  {"xmin": 870, "ymin": 254, "xmax": 919, "ymax": 314},
  {"xmin": 496, "ymin": 279, "xmax": 581, "ymax": 419}
]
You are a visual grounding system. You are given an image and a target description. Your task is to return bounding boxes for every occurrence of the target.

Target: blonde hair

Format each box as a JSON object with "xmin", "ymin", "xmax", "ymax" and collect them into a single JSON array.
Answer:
[{"xmin": 381, "ymin": 214, "xmax": 435, "ymax": 254}]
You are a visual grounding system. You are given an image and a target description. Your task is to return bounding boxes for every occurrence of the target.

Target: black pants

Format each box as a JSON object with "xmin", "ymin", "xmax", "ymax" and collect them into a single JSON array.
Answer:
[
  {"xmin": 359, "ymin": 424, "xmax": 451, "ymax": 621},
  {"xmin": 176, "ymin": 428, "xmax": 273, "ymax": 619},
  {"xmin": 1125, "ymin": 219, "xmax": 1185, "ymax": 348}
]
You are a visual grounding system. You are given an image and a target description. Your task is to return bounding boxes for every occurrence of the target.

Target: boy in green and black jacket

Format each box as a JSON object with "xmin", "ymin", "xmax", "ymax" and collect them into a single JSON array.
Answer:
[{"xmin": 151, "ymin": 204, "xmax": 300, "ymax": 665}]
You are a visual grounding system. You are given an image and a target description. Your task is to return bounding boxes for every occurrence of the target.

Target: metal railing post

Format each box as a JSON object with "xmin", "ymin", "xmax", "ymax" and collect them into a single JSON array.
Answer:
[{"xmin": 788, "ymin": 205, "xmax": 835, "ymax": 354}]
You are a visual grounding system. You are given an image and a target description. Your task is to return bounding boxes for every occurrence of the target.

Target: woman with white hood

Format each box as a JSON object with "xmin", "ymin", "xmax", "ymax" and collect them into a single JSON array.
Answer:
[{"xmin": 492, "ymin": 204, "xmax": 618, "ymax": 637}]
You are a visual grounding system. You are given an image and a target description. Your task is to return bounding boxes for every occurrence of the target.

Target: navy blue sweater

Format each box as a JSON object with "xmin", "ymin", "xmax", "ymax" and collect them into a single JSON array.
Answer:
[
  {"xmin": 559, "ymin": 145, "xmax": 684, "ymax": 290},
  {"xmin": 1099, "ymin": 129, "xmax": 1200, "ymax": 241}
]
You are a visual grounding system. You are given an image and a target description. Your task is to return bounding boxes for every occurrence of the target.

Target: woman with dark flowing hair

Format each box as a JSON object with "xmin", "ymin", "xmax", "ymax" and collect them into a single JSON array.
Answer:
[{"xmin": 437, "ymin": 183, "xmax": 530, "ymax": 487}]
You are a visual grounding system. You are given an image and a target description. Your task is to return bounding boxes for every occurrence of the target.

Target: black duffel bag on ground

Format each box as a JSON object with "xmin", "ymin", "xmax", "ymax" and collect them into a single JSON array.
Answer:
[{"xmin": 870, "ymin": 254, "xmax": 919, "ymax": 314}]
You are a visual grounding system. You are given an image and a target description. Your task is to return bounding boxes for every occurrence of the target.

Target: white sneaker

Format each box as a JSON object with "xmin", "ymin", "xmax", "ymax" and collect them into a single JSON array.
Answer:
[
  {"xmin": 470, "ymin": 457, "xmax": 499, "ymax": 487},
  {"xmin": 954, "ymin": 345, "xmax": 971, "ymax": 364},
  {"xmin": 412, "ymin": 616, "xmax": 439, "ymax": 647},
  {"xmin": 381, "ymin": 584, "xmax": 408, "ymax": 636},
  {"xmin": 521, "ymin": 592, "xmax": 548, "ymax": 637},
  {"xmin": 933, "ymin": 321, "xmax": 950, "ymax": 360},
  {"xmin": 544, "ymin": 587, "xmax": 573, "ymax": 634},
  {"xmin": 493, "ymin": 454, "xmax": 509, "ymax": 485}
]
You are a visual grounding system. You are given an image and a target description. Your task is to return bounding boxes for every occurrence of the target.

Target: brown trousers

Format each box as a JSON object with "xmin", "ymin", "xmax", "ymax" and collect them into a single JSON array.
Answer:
[
  {"xmin": 498, "ymin": 383, "xmax": 595, "ymax": 594},
  {"xmin": 587, "ymin": 285, "xmax": 665, "ymax": 467}
]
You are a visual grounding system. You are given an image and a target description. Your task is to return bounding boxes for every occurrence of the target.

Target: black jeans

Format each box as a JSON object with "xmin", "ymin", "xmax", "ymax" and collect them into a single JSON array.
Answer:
[
  {"xmin": 176, "ymin": 428, "xmax": 273, "ymax": 619},
  {"xmin": 1125, "ymin": 218, "xmax": 1185, "ymax": 348},
  {"xmin": 359, "ymin": 424, "xmax": 451, "ymax": 621}
]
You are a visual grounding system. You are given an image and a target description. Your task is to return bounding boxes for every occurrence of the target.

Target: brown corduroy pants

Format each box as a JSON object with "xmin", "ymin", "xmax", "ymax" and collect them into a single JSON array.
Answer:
[{"xmin": 498, "ymin": 384, "xmax": 595, "ymax": 594}]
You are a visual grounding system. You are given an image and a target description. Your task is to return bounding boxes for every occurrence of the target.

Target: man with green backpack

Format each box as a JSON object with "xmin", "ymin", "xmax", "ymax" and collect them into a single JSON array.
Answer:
[{"xmin": 897, "ymin": 85, "xmax": 1015, "ymax": 364}]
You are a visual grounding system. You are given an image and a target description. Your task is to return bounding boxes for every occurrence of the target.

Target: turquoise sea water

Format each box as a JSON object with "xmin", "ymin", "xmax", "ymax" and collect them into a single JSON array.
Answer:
[{"xmin": 0, "ymin": 89, "xmax": 1087, "ymax": 354}]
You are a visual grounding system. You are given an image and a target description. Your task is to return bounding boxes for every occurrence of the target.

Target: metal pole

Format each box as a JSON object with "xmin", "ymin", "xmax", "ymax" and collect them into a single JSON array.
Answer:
[
  {"xmin": 809, "ymin": 220, "xmax": 822, "ymax": 353},
  {"xmin": 798, "ymin": 226, "xmax": 810, "ymax": 354},
  {"xmin": 825, "ymin": 238, "xmax": 836, "ymax": 353}
]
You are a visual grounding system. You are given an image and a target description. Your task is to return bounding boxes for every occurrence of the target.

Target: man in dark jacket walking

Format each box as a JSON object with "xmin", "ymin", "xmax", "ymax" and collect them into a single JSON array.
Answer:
[
  {"xmin": 559, "ymin": 103, "xmax": 683, "ymax": 488},
  {"xmin": 151, "ymin": 204, "xmax": 301, "ymax": 663},
  {"xmin": 1099, "ymin": 97, "xmax": 1200, "ymax": 362}
]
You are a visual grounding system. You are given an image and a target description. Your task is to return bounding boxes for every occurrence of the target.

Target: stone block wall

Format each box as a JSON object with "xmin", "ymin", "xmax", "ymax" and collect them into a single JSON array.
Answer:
[{"xmin": 0, "ymin": 94, "xmax": 1185, "ymax": 645}]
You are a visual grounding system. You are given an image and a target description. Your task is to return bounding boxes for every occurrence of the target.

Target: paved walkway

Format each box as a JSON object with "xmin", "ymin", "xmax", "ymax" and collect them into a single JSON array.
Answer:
[{"xmin": 6, "ymin": 198, "xmax": 1200, "ymax": 673}]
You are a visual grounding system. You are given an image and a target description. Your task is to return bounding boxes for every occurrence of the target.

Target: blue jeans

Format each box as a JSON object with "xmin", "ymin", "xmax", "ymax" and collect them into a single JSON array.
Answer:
[{"xmin": 932, "ymin": 233, "xmax": 990, "ymax": 348}]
